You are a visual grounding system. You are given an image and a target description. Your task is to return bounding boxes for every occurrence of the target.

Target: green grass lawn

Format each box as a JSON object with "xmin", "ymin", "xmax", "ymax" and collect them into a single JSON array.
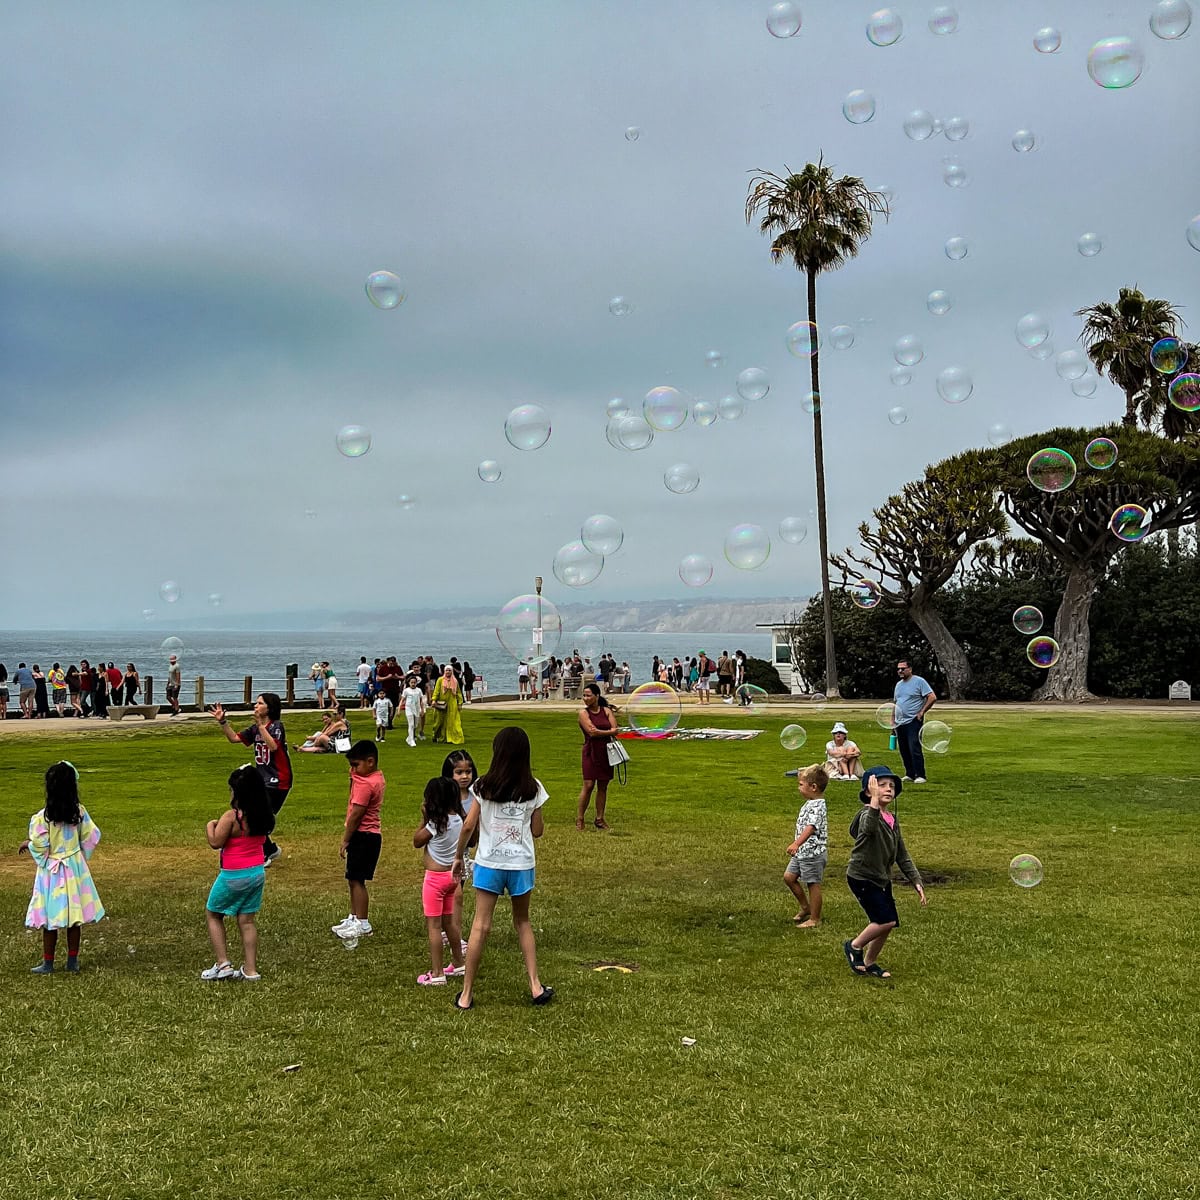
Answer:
[{"xmin": 2, "ymin": 706, "xmax": 1197, "ymax": 1200}]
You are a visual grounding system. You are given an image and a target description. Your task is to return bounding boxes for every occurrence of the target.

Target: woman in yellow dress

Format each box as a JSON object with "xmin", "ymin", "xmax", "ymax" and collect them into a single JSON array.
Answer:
[{"xmin": 430, "ymin": 665, "xmax": 464, "ymax": 745}]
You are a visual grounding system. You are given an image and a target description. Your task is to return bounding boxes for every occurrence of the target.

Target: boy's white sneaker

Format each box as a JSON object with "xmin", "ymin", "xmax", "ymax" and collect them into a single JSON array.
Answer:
[
  {"xmin": 913, "ymin": 777, "xmax": 927, "ymax": 784},
  {"xmin": 331, "ymin": 915, "xmax": 356, "ymax": 934},
  {"xmin": 355, "ymin": 919, "xmax": 373, "ymax": 936},
  {"xmin": 200, "ymin": 961, "xmax": 235, "ymax": 981}
]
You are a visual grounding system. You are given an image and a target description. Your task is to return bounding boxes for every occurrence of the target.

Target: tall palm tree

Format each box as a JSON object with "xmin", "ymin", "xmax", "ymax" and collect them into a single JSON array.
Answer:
[
  {"xmin": 1076, "ymin": 288, "xmax": 1181, "ymax": 427},
  {"xmin": 1136, "ymin": 341, "xmax": 1200, "ymax": 441},
  {"xmin": 745, "ymin": 157, "xmax": 887, "ymax": 698}
]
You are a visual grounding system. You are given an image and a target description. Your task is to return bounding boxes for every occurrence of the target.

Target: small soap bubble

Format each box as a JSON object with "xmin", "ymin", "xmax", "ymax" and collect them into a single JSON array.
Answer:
[
  {"xmin": 1150, "ymin": 337, "xmax": 1188, "ymax": 375},
  {"xmin": 866, "ymin": 8, "xmax": 903, "ymax": 45},
  {"xmin": 942, "ymin": 159, "xmax": 968, "ymax": 188},
  {"xmin": 1072, "ymin": 375, "xmax": 1099, "ymax": 398},
  {"xmin": 1168, "ymin": 374, "xmax": 1200, "ymax": 412},
  {"xmin": 932, "ymin": 118, "xmax": 944, "ymax": 136},
  {"xmin": 1188, "ymin": 215, "xmax": 1200, "ymax": 252},
  {"xmin": 926, "ymin": 290, "xmax": 952, "ymax": 315},
  {"xmin": 1026, "ymin": 636, "xmax": 1061, "ymax": 668},
  {"xmin": 644, "ymin": 386, "xmax": 689, "ymax": 432},
  {"xmin": 780, "ymin": 724, "xmax": 808, "ymax": 751},
  {"xmin": 887, "ymin": 405, "xmax": 909, "ymax": 425},
  {"xmin": 505, "ymin": 404, "xmax": 552, "ymax": 451},
  {"xmin": 876, "ymin": 184, "xmax": 896, "ymax": 206},
  {"xmin": 1055, "ymin": 349, "xmax": 1088, "ymax": 381},
  {"xmin": 890, "ymin": 366, "xmax": 913, "ymax": 387},
  {"xmin": 1027, "ymin": 448, "xmax": 1077, "ymax": 492},
  {"xmin": 365, "ymin": 270, "xmax": 405, "ymax": 310},
  {"xmin": 159, "ymin": 581, "xmax": 181, "ymax": 604},
  {"xmin": 920, "ymin": 720, "xmax": 953, "ymax": 754},
  {"xmin": 553, "ymin": 541, "xmax": 605, "ymax": 588},
  {"xmin": 1013, "ymin": 606, "xmax": 1043, "ymax": 635},
  {"xmin": 1084, "ymin": 438, "xmax": 1118, "ymax": 470},
  {"xmin": 903, "ymin": 109, "xmax": 935, "ymax": 141},
  {"xmin": 801, "ymin": 391, "xmax": 820, "ymax": 415},
  {"xmin": 624, "ymin": 126, "xmax": 641, "ymax": 142},
  {"xmin": 1011, "ymin": 129, "xmax": 1038, "ymax": 153},
  {"xmin": 736, "ymin": 684, "xmax": 769, "ymax": 711},
  {"xmin": 1029, "ymin": 340, "xmax": 1055, "ymax": 361},
  {"xmin": 875, "ymin": 703, "xmax": 896, "ymax": 730},
  {"xmin": 477, "ymin": 459, "xmax": 502, "ymax": 483},
  {"xmin": 937, "ymin": 366, "xmax": 973, "ymax": 404},
  {"xmin": 627, "ymin": 682, "xmax": 683, "ymax": 738},
  {"xmin": 1033, "ymin": 27, "xmax": 1061, "ymax": 53},
  {"xmin": 336, "ymin": 425, "xmax": 371, "ymax": 457},
  {"xmin": 849, "ymin": 579, "xmax": 883, "ymax": 610},
  {"xmin": 894, "ymin": 335, "xmax": 924, "ymax": 366},
  {"xmin": 1077, "ymin": 232, "xmax": 1103, "ymax": 257},
  {"xmin": 581, "ymin": 514, "xmax": 624, "ymax": 555},
  {"xmin": 843, "ymin": 90, "xmax": 876, "ymax": 124},
  {"xmin": 766, "ymin": 1, "xmax": 802, "ymax": 38},
  {"xmin": 1015, "ymin": 313, "xmax": 1050, "ymax": 348},
  {"xmin": 724, "ymin": 524, "xmax": 771, "ymax": 570},
  {"xmin": 944, "ymin": 236, "xmax": 969, "ymax": 260},
  {"xmin": 829, "ymin": 324, "xmax": 855, "ymax": 349},
  {"xmin": 615, "ymin": 414, "xmax": 654, "ymax": 450},
  {"xmin": 778, "ymin": 517, "xmax": 808, "ymax": 545},
  {"xmin": 142, "ymin": 608, "xmax": 155, "ymax": 621},
  {"xmin": 987, "ymin": 422, "xmax": 1013, "ymax": 447},
  {"xmin": 786, "ymin": 321, "xmax": 820, "ymax": 358},
  {"xmin": 161, "ymin": 636, "xmax": 185, "ymax": 653},
  {"xmin": 608, "ymin": 295, "xmax": 633, "ymax": 317},
  {"xmin": 664, "ymin": 463, "xmax": 700, "ymax": 495},
  {"xmin": 1109, "ymin": 504, "xmax": 1151, "ymax": 543},
  {"xmin": 736, "ymin": 368, "xmax": 770, "ymax": 402},
  {"xmin": 1150, "ymin": 0, "xmax": 1192, "ymax": 39},
  {"xmin": 605, "ymin": 397, "xmax": 629, "ymax": 419},
  {"xmin": 1010, "ymin": 853, "xmax": 1044, "ymax": 888},
  {"xmin": 704, "ymin": 349, "xmax": 725, "ymax": 369},
  {"xmin": 928, "ymin": 5, "xmax": 958, "ymax": 35},
  {"xmin": 396, "ymin": 494, "xmax": 417, "ymax": 510},
  {"xmin": 692, "ymin": 399, "xmax": 718, "ymax": 426},
  {"xmin": 943, "ymin": 115, "xmax": 969, "ymax": 141},
  {"xmin": 1088, "ymin": 36, "xmax": 1144, "ymax": 89},
  {"xmin": 678, "ymin": 553, "xmax": 714, "ymax": 588},
  {"xmin": 207, "ymin": 592, "xmax": 222, "ymax": 607},
  {"xmin": 718, "ymin": 394, "xmax": 746, "ymax": 421}
]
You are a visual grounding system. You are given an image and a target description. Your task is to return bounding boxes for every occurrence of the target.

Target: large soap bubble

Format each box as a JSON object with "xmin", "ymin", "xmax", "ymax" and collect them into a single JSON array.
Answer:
[
  {"xmin": 778, "ymin": 517, "xmax": 808, "ymax": 545},
  {"xmin": 987, "ymin": 422, "xmax": 1013, "ymax": 447},
  {"xmin": 1072, "ymin": 376, "xmax": 1099, "ymax": 398},
  {"xmin": 553, "ymin": 541, "xmax": 604, "ymax": 588},
  {"xmin": 780, "ymin": 724, "xmax": 808, "ymax": 751},
  {"xmin": 365, "ymin": 270, "xmax": 405, "ymax": 309},
  {"xmin": 1168, "ymin": 374, "xmax": 1200, "ymax": 412},
  {"xmin": 919, "ymin": 720, "xmax": 953, "ymax": 754},
  {"xmin": 1088, "ymin": 36, "xmax": 1144, "ymax": 88},
  {"xmin": 843, "ymin": 90, "xmax": 876, "ymax": 124},
  {"xmin": 644, "ymin": 386, "xmax": 689, "ymax": 431},
  {"xmin": 1109, "ymin": 504, "xmax": 1151, "ymax": 543},
  {"xmin": 336, "ymin": 425, "xmax": 371, "ymax": 457},
  {"xmin": 1010, "ymin": 853, "xmax": 1044, "ymax": 888},
  {"xmin": 735, "ymin": 683, "xmax": 768, "ymax": 711},
  {"xmin": 1013, "ymin": 606, "xmax": 1043, "ymax": 635},
  {"xmin": 874, "ymin": 703, "xmax": 895, "ymax": 730},
  {"xmin": 736, "ymin": 368, "xmax": 770, "ymax": 402},
  {"xmin": 627, "ymin": 682, "xmax": 682, "ymax": 738},
  {"xmin": 1150, "ymin": 337, "xmax": 1188, "ymax": 375},
  {"xmin": 937, "ymin": 366, "xmax": 973, "ymax": 404},
  {"xmin": 866, "ymin": 8, "xmax": 903, "ymax": 45},
  {"xmin": 664, "ymin": 463, "xmax": 700, "ymax": 495},
  {"xmin": 786, "ymin": 321, "xmax": 821, "ymax": 358},
  {"xmin": 678, "ymin": 553, "xmax": 713, "ymax": 588},
  {"xmin": 1026, "ymin": 448, "xmax": 1077, "ymax": 493},
  {"xmin": 903, "ymin": 110, "xmax": 935, "ymax": 141},
  {"xmin": 496, "ymin": 593, "xmax": 563, "ymax": 661},
  {"xmin": 1150, "ymin": 0, "xmax": 1192, "ymax": 39},
  {"xmin": 849, "ymin": 579, "xmax": 882, "ymax": 610},
  {"xmin": 581, "ymin": 514, "xmax": 623, "ymax": 556},
  {"xmin": 724, "ymin": 524, "xmax": 771, "ymax": 570},
  {"xmin": 161, "ymin": 636, "xmax": 185, "ymax": 654},
  {"xmin": 1026, "ymin": 636, "xmax": 1061, "ymax": 668},
  {"xmin": 1084, "ymin": 438, "xmax": 1118, "ymax": 470},
  {"xmin": 505, "ymin": 404, "xmax": 552, "ymax": 451},
  {"xmin": 1077, "ymin": 232, "xmax": 1103, "ymax": 257},
  {"xmin": 765, "ymin": 1, "xmax": 802, "ymax": 37}
]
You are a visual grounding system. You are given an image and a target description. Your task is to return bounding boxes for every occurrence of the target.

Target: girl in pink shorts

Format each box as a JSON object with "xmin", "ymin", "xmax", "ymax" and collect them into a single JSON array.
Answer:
[{"xmin": 412, "ymin": 776, "xmax": 465, "ymax": 985}]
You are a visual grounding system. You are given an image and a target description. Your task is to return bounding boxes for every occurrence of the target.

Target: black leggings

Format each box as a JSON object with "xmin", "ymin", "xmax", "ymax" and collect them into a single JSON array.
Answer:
[{"xmin": 263, "ymin": 788, "xmax": 289, "ymax": 856}]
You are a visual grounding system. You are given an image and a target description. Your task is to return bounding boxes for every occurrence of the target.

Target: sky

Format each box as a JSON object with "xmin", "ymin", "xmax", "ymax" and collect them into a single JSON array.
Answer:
[{"xmin": 2, "ymin": 1, "xmax": 1196, "ymax": 629}]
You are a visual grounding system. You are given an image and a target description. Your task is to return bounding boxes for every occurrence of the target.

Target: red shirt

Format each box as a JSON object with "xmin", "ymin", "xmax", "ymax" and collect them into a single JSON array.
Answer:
[
  {"xmin": 107, "ymin": 667, "xmax": 123, "ymax": 690},
  {"xmin": 346, "ymin": 770, "xmax": 385, "ymax": 835}
]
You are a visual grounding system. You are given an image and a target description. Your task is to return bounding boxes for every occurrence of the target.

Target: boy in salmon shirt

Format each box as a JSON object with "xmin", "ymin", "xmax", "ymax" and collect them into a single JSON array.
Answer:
[{"xmin": 332, "ymin": 740, "xmax": 385, "ymax": 940}]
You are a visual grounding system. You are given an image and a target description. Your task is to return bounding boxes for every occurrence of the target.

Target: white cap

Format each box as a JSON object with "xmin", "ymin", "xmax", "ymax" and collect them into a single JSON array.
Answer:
[{"xmin": 831, "ymin": 721, "xmax": 848, "ymax": 734}]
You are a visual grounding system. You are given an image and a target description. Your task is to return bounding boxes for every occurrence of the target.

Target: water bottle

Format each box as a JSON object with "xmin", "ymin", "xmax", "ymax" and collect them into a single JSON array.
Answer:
[{"xmin": 888, "ymin": 732, "xmax": 897, "ymax": 751}]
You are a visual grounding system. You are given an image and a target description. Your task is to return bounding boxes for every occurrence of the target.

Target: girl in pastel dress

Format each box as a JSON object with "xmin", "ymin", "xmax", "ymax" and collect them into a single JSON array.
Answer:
[{"xmin": 21, "ymin": 761, "xmax": 105, "ymax": 974}]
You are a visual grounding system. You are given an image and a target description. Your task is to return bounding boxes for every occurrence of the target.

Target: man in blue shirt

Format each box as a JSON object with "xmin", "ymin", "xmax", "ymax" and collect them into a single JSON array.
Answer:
[
  {"xmin": 892, "ymin": 659, "xmax": 937, "ymax": 783},
  {"xmin": 13, "ymin": 662, "xmax": 36, "ymax": 718}
]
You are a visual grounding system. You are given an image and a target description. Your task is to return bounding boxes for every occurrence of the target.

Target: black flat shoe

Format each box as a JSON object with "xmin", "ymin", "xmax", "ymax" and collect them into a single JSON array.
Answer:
[
  {"xmin": 531, "ymin": 986, "xmax": 555, "ymax": 1006},
  {"xmin": 453, "ymin": 993, "xmax": 474, "ymax": 1010}
]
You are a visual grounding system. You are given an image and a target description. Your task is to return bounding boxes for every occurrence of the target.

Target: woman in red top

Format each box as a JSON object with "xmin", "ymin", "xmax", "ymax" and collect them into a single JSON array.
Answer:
[{"xmin": 577, "ymin": 683, "xmax": 619, "ymax": 831}]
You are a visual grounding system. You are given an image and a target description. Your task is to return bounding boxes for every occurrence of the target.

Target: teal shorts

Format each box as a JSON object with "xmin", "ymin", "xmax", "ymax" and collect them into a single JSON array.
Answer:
[
  {"xmin": 471, "ymin": 865, "xmax": 535, "ymax": 897},
  {"xmin": 206, "ymin": 866, "xmax": 265, "ymax": 915}
]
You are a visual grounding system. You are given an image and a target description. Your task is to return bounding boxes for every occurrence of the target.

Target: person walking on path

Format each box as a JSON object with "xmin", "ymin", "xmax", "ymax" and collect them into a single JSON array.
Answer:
[
  {"xmin": 166, "ymin": 654, "xmax": 182, "ymax": 715},
  {"xmin": 892, "ymin": 660, "xmax": 937, "ymax": 784},
  {"xmin": 430, "ymin": 665, "xmax": 464, "ymax": 745},
  {"xmin": 356, "ymin": 656, "xmax": 373, "ymax": 708}
]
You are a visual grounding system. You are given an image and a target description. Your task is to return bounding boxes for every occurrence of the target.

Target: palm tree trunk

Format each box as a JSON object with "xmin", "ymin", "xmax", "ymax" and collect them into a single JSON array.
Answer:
[
  {"xmin": 807, "ymin": 268, "xmax": 839, "ymax": 698},
  {"xmin": 1032, "ymin": 563, "xmax": 1099, "ymax": 702}
]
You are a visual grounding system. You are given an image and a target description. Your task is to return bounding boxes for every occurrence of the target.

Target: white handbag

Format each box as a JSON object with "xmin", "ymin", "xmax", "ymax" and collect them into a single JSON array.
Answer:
[{"xmin": 606, "ymin": 739, "xmax": 630, "ymax": 766}]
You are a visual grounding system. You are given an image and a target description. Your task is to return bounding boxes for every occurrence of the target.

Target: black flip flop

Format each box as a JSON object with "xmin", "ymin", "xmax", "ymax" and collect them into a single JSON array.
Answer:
[
  {"xmin": 864, "ymin": 963, "xmax": 892, "ymax": 979},
  {"xmin": 843, "ymin": 940, "xmax": 866, "ymax": 974},
  {"xmin": 453, "ymin": 993, "xmax": 474, "ymax": 1010},
  {"xmin": 531, "ymin": 986, "xmax": 556, "ymax": 1006}
]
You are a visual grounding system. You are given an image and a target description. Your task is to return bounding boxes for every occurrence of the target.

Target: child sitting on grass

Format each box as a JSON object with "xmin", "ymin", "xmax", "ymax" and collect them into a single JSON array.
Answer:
[
  {"xmin": 21, "ymin": 761, "xmax": 105, "ymax": 974},
  {"xmin": 783, "ymin": 763, "xmax": 828, "ymax": 928},
  {"xmin": 824, "ymin": 722, "xmax": 862, "ymax": 780},
  {"xmin": 333, "ymin": 741, "xmax": 386, "ymax": 940},
  {"xmin": 413, "ymin": 776, "xmax": 466, "ymax": 985}
]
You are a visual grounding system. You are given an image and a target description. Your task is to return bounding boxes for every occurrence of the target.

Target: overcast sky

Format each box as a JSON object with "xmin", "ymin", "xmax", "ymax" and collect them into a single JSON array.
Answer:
[{"xmin": 2, "ymin": 1, "xmax": 1196, "ymax": 629}]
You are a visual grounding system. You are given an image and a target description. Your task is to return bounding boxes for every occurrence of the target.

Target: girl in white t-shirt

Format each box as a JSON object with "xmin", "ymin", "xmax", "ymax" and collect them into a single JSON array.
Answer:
[
  {"xmin": 413, "ymin": 776, "xmax": 465, "ymax": 986},
  {"xmin": 451, "ymin": 726, "xmax": 552, "ymax": 1009}
]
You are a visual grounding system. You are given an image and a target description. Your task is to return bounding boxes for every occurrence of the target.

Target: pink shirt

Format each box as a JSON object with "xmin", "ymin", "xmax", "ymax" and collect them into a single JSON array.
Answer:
[
  {"xmin": 880, "ymin": 809, "xmax": 896, "ymax": 829},
  {"xmin": 221, "ymin": 830, "xmax": 265, "ymax": 870},
  {"xmin": 347, "ymin": 770, "xmax": 385, "ymax": 834}
]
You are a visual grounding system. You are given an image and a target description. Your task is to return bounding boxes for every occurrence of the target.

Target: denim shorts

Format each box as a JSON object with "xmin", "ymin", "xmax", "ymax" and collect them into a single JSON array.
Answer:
[
  {"xmin": 471, "ymin": 865, "xmax": 535, "ymax": 897},
  {"xmin": 786, "ymin": 852, "xmax": 827, "ymax": 884},
  {"xmin": 206, "ymin": 866, "xmax": 265, "ymax": 915}
]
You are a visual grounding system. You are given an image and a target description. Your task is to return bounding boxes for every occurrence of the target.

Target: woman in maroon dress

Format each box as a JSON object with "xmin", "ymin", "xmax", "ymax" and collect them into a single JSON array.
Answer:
[{"xmin": 577, "ymin": 683, "xmax": 619, "ymax": 831}]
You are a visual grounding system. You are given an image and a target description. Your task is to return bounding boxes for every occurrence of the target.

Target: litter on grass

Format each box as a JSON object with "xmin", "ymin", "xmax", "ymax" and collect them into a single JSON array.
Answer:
[
  {"xmin": 282, "ymin": 1064, "xmax": 303, "ymax": 1073},
  {"xmin": 680, "ymin": 1037, "xmax": 697, "ymax": 1047}
]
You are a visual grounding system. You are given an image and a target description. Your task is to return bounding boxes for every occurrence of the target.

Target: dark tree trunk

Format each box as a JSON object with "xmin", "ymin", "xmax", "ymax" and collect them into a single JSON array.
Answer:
[
  {"xmin": 908, "ymin": 601, "xmax": 972, "ymax": 700},
  {"xmin": 808, "ymin": 267, "xmax": 840, "ymax": 698},
  {"xmin": 1032, "ymin": 563, "xmax": 1100, "ymax": 701}
]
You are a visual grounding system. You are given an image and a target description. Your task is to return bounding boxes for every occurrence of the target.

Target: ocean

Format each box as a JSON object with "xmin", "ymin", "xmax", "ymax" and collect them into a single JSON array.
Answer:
[{"xmin": 0, "ymin": 628, "xmax": 774, "ymax": 706}]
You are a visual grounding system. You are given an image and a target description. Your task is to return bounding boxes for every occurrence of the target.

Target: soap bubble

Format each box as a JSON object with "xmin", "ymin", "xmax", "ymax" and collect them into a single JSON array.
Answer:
[
  {"xmin": 987, "ymin": 422, "xmax": 1013, "ymax": 447},
  {"xmin": 894, "ymin": 335, "xmax": 924, "ymax": 367},
  {"xmin": 704, "ymin": 349, "xmax": 725, "ymax": 369},
  {"xmin": 643, "ymin": 386, "xmax": 689, "ymax": 431},
  {"xmin": 336, "ymin": 425, "xmax": 371, "ymax": 457},
  {"xmin": 786, "ymin": 321, "xmax": 821, "ymax": 358},
  {"xmin": 843, "ymin": 90, "xmax": 876, "ymax": 124},
  {"xmin": 929, "ymin": 5, "xmax": 958, "ymax": 34},
  {"xmin": 944, "ymin": 236, "xmax": 969, "ymax": 260},
  {"xmin": 477, "ymin": 460, "xmax": 502, "ymax": 483},
  {"xmin": 1026, "ymin": 448, "xmax": 1077, "ymax": 493},
  {"xmin": 849, "ymin": 579, "xmax": 883, "ymax": 610},
  {"xmin": 624, "ymin": 126, "xmax": 641, "ymax": 142},
  {"xmin": 718, "ymin": 394, "xmax": 746, "ymax": 421},
  {"xmin": 1150, "ymin": 0, "xmax": 1192, "ymax": 38},
  {"xmin": 1077, "ymin": 232, "xmax": 1103, "ymax": 257},
  {"xmin": 780, "ymin": 724, "xmax": 808, "ymax": 751},
  {"xmin": 1150, "ymin": 337, "xmax": 1188, "ymax": 375},
  {"xmin": 161, "ymin": 636, "xmax": 185, "ymax": 653},
  {"xmin": 890, "ymin": 366, "xmax": 913, "ymax": 387},
  {"xmin": 937, "ymin": 366, "xmax": 973, "ymax": 404},
  {"xmin": 496, "ymin": 593, "xmax": 563, "ymax": 661},
  {"xmin": 1084, "ymin": 438, "xmax": 1118, "ymax": 470},
  {"xmin": 778, "ymin": 517, "xmax": 808, "ymax": 544},
  {"xmin": 581, "ymin": 514, "xmax": 623, "ymax": 556},
  {"xmin": 942, "ymin": 159, "xmax": 969, "ymax": 187},
  {"xmin": 605, "ymin": 397, "xmax": 629, "ymax": 420},
  {"xmin": 903, "ymin": 109, "xmax": 935, "ymax": 141},
  {"xmin": 396, "ymin": 494, "xmax": 417, "ymax": 510},
  {"xmin": 1072, "ymin": 376, "xmax": 1099, "ymax": 398},
  {"xmin": 875, "ymin": 703, "xmax": 896, "ymax": 730},
  {"xmin": 614, "ymin": 414, "xmax": 654, "ymax": 450},
  {"xmin": 664, "ymin": 463, "xmax": 700, "ymax": 495},
  {"xmin": 943, "ymin": 115, "xmax": 969, "ymax": 141},
  {"xmin": 1188, "ymin": 215, "xmax": 1200, "ymax": 251},
  {"xmin": 1013, "ymin": 606, "xmax": 1043, "ymax": 635},
  {"xmin": 575, "ymin": 626, "xmax": 604, "ymax": 657},
  {"xmin": 504, "ymin": 404, "xmax": 552, "ymax": 451},
  {"xmin": 304, "ymin": 508, "xmax": 318, "ymax": 518},
  {"xmin": 1009, "ymin": 853, "xmax": 1044, "ymax": 888},
  {"xmin": 1088, "ymin": 36, "xmax": 1144, "ymax": 88},
  {"xmin": 159, "ymin": 581, "xmax": 181, "ymax": 604},
  {"xmin": 735, "ymin": 684, "xmax": 768, "ymax": 711},
  {"xmin": 801, "ymin": 392, "xmax": 820, "ymax": 415},
  {"xmin": 1033, "ymin": 26, "xmax": 1061, "ymax": 53},
  {"xmin": 1026, "ymin": 636, "xmax": 1061, "ymax": 668},
  {"xmin": 678, "ymin": 553, "xmax": 714, "ymax": 588},
  {"xmin": 926, "ymin": 290, "xmax": 952, "ymax": 316},
  {"xmin": 866, "ymin": 8, "xmax": 903, "ymax": 45},
  {"xmin": 207, "ymin": 592, "xmax": 222, "ymax": 607},
  {"xmin": 1168, "ymin": 374, "xmax": 1200, "ymax": 412},
  {"xmin": 608, "ymin": 295, "xmax": 633, "ymax": 317},
  {"xmin": 1029, "ymin": 340, "xmax": 1055, "ymax": 361},
  {"xmin": 830, "ymin": 324, "xmax": 855, "ymax": 349},
  {"xmin": 692, "ymin": 399, "xmax": 718, "ymax": 426},
  {"xmin": 766, "ymin": 1, "xmax": 801, "ymax": 37},
  {"xmin": 1055, "ymin": 349, "xmax": 1088, "ymax": 381},
  {"xmin": 1109, "ymin": 504, "xmax": 1151, "ymax": 543},
  {"xmin": 809, "ymin": 693, "xmax": 827, "ymax": 711},
  {"xmin": 888, "ymin": 405, "xmax": 909, "ymax": 425},
  {"xmin": 553, "ymin": 540, "xmax": 605, "ymax": 588},
  {"xmin": 876, "ymin": 184, "xmax": 896, "ymax": 205},
  {"xmin": 724, "ymin": 524, "xmax": 771, "ymax": 570},
  {"xmin": 1011, "ymin": 129, "xmax": 1038, "ymax": 153},
  {"xmin": 142, "ymin": 609, "xmax": 155, "ymax": 621},
  {"xmin": 1015, "ymin": 313, "xmax": 1051, "ymax": 348},
  {"xmin": 736, "ymin": 367, "xmax": 770, "ymax": 402},
  {"xmin": 919, "ymin": 720, "xmax": 953, "ymax": 754},
  {"xmin": 627, "ymin": 681, "xmax": 682, "ymax": 738},
  {"xmin": 365, "ymin": 270, "xmax": 405, "ymax": 310}
]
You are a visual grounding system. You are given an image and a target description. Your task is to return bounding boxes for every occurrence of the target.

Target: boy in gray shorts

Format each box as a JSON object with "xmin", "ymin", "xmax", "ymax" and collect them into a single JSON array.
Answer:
[{"xmin": 784, "ymin": 763, "xmax": 828, "ymax": 928}]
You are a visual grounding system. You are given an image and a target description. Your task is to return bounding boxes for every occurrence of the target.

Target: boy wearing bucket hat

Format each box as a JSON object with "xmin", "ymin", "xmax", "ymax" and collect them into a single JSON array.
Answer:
[
  {"xmin": 842, "ymin": 766, "xmax": 926, "ymax": 979},
  {"xmin": 824, "ymin": 722, "xmax": 862, "ymax": 780}
]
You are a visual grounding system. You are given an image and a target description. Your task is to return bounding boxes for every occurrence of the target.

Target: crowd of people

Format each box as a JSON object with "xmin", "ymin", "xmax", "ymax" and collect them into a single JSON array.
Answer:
[{"xmin": 0, "ymin": 660, "xmax": 157, "ymax": 720}]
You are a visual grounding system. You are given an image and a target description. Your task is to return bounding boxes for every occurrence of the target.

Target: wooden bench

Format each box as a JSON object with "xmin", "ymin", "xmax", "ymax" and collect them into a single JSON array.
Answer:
[{"xmin": 108, "ymin": 704, "xmax": 160, "ymax": 722}]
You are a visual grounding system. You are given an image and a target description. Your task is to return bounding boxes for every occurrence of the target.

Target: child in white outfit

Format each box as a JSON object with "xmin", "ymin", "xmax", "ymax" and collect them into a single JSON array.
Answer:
[
  {"xmin": 402, "ymin": 676, "xmax": 427, "ymax": 747},
  {"xmin": 373, "ymin": 693, "xmax": 393, "ymax": 741}
]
